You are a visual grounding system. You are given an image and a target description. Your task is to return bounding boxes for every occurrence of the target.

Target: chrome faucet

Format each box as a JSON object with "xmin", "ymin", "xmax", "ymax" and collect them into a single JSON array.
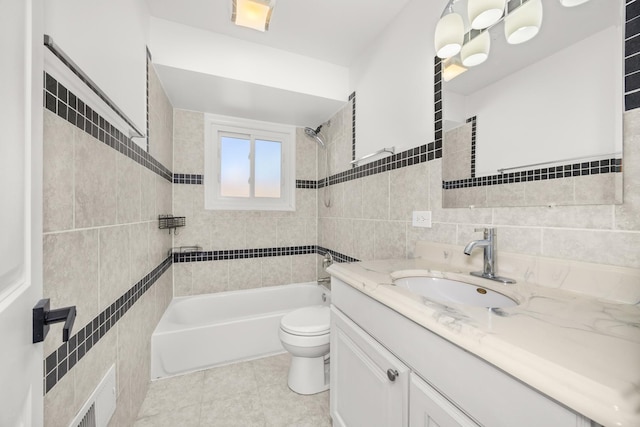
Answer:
[{"xmin": 463, "ymin": 228, "xmax": 515, "ymax": 284}]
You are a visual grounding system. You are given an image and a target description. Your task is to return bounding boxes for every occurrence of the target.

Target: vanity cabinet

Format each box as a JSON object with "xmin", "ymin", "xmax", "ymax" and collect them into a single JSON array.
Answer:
[
  {"xmin": 330, "ymin": 278, "xmax": 593, "ymax": 427},
  {"xmin": 330, "ymin": 308, "xmax": 409, "ymax": 427},
  {"xmin": 331, "ymin": 306, "xmax": 478, "ymax": 427}
]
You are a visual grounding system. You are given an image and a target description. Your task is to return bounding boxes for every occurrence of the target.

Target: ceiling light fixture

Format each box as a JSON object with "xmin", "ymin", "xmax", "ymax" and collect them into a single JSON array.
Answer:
[
  {"xmin": 468, "ymin": 0, "xmax": 506, "ymax": 30},
  {"xmin": 442, "ymin": 57, "xmax": 468, "ymax": 82},
  {"xmin": 232, "ymin": 0, "xmax": 276, "ymax": 32},
  {"xmin": 434, "ymin": 2, "xmax": 465, "ymax": 59},
  {"xmin": 504, "ymin": 0, "xmax": 543, "ymax": 45},
  {"xmin": 558, "ymin": 0, "xmax": 590, "ymax": 6},
  {"xmin": 461, "ymin": 30, "xmax": 491, "ymax": 67}
]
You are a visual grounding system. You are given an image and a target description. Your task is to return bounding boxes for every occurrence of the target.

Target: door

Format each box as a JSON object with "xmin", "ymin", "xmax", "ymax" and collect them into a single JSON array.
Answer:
[
  {"xmin": 330, "ymin": 307, "xmax": 409, "ymax": 427},
  {"xmin": 0, "ymin": 0, "xmax": 44, "ymax": 425},
  {"xmin": 409, "ymin": 373, "xmax": 479, "ymax": 427}
]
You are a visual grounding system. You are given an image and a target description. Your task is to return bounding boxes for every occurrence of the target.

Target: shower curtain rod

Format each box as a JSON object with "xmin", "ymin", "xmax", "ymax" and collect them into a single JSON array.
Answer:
[{"xmin": 44, "ymin": 34, "xmax": 146, "ymax": 139}]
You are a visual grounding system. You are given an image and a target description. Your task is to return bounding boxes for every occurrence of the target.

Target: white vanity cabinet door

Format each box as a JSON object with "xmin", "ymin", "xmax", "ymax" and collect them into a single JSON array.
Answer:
[
  {"xmin": 409, "ymin": 373, "xmax": 479, "ymax": 427},
  {"xmin": 331, "ymin": 307, "xmax": 410, "ymax": 427}
]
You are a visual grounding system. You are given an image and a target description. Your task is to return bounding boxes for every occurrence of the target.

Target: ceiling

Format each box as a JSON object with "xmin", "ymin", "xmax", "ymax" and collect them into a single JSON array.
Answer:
[
  {"xmin": 145, "ymin": 0, "xmax": 413, "ymax": 67},
  {"xmin": 144, "ymin": 0, "xmax": 415, "ymax": 126}
]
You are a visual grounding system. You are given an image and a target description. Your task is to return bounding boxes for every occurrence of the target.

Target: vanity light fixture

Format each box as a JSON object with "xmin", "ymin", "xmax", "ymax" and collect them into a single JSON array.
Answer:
[
  {"xmin": 504, "ymin": 0, "xmax": 543, "ymax": 45},
  {"xmin": 435, "ymin": 1, "xmax": 465, "ymax": 58},
  {"xmin": 442, "ymin": 57, "xmax": 468, "ymax": 82},
  {"xmin": 461, "ymin": 30, "xmax": 491, "ymax": 67},
  {"xmin": 468, "ymin": 0, "xmax": 506, "ymax": 29},
  {"xmin": 558, "ymin": 0, "xmax": 590, "ymax": 6},
  {"xmin": 232, "ymin": 0, "xmax": 276, "ymax": 32}
]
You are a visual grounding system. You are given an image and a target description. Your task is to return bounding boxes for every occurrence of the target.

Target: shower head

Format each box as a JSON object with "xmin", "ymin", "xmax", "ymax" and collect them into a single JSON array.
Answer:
[{"xmin": 304, "ymin": 126, "xmax": 326, "ymax": 148}]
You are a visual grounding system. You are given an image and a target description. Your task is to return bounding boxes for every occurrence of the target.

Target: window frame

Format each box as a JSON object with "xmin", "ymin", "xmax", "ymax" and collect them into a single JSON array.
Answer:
[{"xmin": 204, "ymin": 114, "xmax": 296, "ymax": 211}]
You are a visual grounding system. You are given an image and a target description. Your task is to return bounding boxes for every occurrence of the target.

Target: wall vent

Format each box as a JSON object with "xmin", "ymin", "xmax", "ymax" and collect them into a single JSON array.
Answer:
[
  {"xmin": 69, "ymin": 365, "xmax": 116, "ymax": 427},
  {"xmin": 75, "ymin": 404, "xmax": 95, "ymax": 427}
]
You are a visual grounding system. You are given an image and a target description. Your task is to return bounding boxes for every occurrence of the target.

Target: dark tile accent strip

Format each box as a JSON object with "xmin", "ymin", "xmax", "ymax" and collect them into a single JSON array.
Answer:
[
  {"xmin": 318, "ymin": 143, "xmax": 433, "ymax": 189},
  {"xmin": 43, "ymin": 256, "xmax": 172, "ymax": 394},
  {"xmin": 626, "ymin": 90, "xmax": 640, "ymax": 110},
  {"xmin": 172, "ymin": 176, "xmax": 319, "ymax": 189},
  {"xmin": 146, "ymin": 49, "xmax": 151, "ymax": 153},
  {"xmin": 349, "ymin": 92, "xmax": 357, "ymax": 165},
  {"xmin": 434, "ymin": 58, "xmax": 443, "ymax": 152},
  {"xmin": 172, "ymin": 245, "xmax": 359, "ymax": 264},
  {"xmin": 173, "ymin": 246, "xmax": 317, "ymax": 262},
  {"xmin": 43, "ymin": 72, "xmax": 172, "ymax": 182},
  {"xmin": 442, "ymin": 158, "xmax": 623, "ymax": 190},
  {"xmin": 627, "ymin": 0, "xmax": 640, "ymax": 22},
  {"xmin": 626, "ymin": 1, "xmax": 640, "ymax": 110},
  {"xmin": 173, "ymin": 174, "xmax": 204, "ymax": 185},
  {"xmin": 296, "ymin": 179, "xmax": 318, "ymax": 189},
  {"xmin": 466, "ymin": 116, "xmax": 477, "ymax": 178}
]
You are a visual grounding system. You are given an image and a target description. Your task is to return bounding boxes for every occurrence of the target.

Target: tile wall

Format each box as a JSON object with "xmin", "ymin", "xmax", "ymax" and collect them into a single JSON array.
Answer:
[
  {"xmin": 41, "ymin": 61, "xmax": 174, "ymax": 427},
  {"xmin": 171, "ymin": 110, "xmax": 320, "ymax": 296}
]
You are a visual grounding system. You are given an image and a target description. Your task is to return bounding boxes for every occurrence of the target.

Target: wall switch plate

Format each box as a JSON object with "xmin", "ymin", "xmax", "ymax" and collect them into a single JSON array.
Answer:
[{"xmin": 412, "ymin": 211, "xmax": 432, "ymax": 228}]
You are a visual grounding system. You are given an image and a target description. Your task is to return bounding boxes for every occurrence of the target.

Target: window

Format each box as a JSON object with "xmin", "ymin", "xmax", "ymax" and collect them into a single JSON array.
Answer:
[{"xmin": 204, "ymin": 114, "xmax": 296, "ymax": 211}]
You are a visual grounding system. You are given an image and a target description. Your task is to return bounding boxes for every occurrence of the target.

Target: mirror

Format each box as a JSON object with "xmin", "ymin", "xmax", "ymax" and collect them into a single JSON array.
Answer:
[{"xmin": 440, "ymin": 0, "xmax": 624, "ymax": 208}]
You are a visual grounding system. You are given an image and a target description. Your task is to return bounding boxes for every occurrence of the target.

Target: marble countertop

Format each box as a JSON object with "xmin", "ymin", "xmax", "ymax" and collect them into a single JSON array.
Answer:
[{"xmin": 327, "ymin": 257, "xmax": 640, "ymax": 427}]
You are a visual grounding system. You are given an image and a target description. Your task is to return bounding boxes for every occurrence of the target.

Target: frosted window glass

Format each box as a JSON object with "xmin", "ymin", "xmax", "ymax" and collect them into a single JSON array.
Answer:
[
  {"xmin": 220, "ymin": 136, "xmax": 250, "ymax": 197},
  {"xmin": 255, "ymin": 139, "xmax": 281, "ymax": 198}
]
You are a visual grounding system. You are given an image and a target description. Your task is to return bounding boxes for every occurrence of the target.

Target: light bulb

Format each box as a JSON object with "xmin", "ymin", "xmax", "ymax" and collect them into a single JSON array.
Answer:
[
  {"xmin": 461, "ymin": 31, "xmax": 491, "ymax": 67},
  {"xmin": 468, "ymin": 0, "xmax": 506, "ymax": 30},
  {"xmin": 435, "ymin": 12, "xmax": 464, "ymax": 58},
  {"xmin": 504, "ymin": 0, "xmax": 543, "ymax": 45}
]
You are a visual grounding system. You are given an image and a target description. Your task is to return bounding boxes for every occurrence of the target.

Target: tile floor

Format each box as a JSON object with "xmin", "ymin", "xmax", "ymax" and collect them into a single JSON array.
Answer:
[{"xmin": 134, "ymin": 353, "xmax": 332, "ymax": 427}]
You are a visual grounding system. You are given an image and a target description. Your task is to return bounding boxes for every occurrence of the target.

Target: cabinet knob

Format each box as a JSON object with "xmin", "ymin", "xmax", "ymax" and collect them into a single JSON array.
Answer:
[{"xmin": 386, "ymin": 369, "xmax": 399, "ymax": 382}]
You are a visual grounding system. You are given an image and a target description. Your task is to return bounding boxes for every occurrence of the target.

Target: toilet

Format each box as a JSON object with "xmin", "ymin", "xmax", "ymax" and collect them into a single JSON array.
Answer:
[{"xmin": 279, "ymin": 305, "xmax": 331, "ymax": 395}]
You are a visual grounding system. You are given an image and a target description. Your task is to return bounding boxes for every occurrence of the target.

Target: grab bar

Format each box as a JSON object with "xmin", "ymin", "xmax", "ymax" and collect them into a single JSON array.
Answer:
[
  {"xmin": 44, "ymin": 34, "xmax": 145, "ymax": 139},
  {"xmin": 497, "ymin": 152, "xmax": 622, "ymax": 174},
  {"xmin": 350, "ymin": 146, "xmax": 395, "ymax": 166}
]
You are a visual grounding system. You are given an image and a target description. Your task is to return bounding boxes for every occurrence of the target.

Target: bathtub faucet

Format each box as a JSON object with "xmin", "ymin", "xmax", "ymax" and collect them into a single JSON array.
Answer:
[{"xmin": 463, "ymin": 227, "xmax": 515, "ymax": 284}]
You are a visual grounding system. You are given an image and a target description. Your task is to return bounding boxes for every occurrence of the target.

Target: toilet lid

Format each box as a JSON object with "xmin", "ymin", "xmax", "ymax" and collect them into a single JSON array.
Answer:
[{"xmin": 281, "ymin": 305, "xmax": 330, "ymax": 336}]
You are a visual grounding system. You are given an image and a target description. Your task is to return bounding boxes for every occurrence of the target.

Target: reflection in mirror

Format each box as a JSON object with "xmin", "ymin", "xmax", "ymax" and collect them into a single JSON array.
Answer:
[{"xmin": 440, "ymin": 0, "xmax": 624, "ymax": 208}]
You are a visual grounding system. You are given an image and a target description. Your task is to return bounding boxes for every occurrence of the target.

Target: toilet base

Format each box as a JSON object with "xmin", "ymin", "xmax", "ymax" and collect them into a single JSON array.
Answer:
[{"xmin": 287, "ymin": 355, "xmax": 329, "ymax": 395}]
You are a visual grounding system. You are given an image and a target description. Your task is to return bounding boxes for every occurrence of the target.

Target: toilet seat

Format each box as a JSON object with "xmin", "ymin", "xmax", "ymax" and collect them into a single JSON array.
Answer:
[{"xmin": 280, "ymin": 305, "xmax": 330, "ymax": 336}]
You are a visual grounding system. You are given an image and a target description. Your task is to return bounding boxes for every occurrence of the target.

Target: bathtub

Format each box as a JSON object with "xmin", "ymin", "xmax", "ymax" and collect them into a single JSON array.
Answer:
[{"xmin": 150, "ymin": 282, "xmax": 330, "ymax": 379}]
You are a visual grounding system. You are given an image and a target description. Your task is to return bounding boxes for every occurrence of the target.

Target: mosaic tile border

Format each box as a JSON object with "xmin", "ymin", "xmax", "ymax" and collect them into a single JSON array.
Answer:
[
  {"xmin": 43, "ymin": 72, "xmax": 172, "ymax": 182},
  {"xmin": 626, "ymin": 0, "xmax": 640, "ymax": 110},
  {"xmin": 173, "ymin": 173, "xmax": 203, "ymax": 185},
  {"xmin": 172, "ymin": 245, "xmax": 359, "ymax": 264},
  {"xmin": 146, "ymin": 49, "xmax": 151, "ymax": 153},
  {"xmin": 434, "ymin": 59, "xmax": 443, "ymax": 151},
  {"xmin": 443, "ymin": 158, "xmax": 623, "ymax": 190},
  {"xmin": 318, "ymin": 144, "xmax": 439, "ymax": 189},
  {"xmin": 296, "ymin": 179, "xmax": 318, "ymax": 189},
  {"xmin": 467, "ymin": 116, "xmax": 477, "ymax": 178},
  {"xmin": 349, "ymin": 92, "xmax": 357, "ymax": 164},
  {"xmin": 172, "ymin": 176, "xmax": 318, "ymax": 189},
  {"xmin": 44, "ymin": 256, "xmax": 172, "ymax": 394}
]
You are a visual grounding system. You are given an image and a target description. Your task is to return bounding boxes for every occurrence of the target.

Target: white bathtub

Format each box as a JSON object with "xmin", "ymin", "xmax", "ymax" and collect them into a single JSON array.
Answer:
[{"xmin": 151, "ymin": 282, "xmax": 330, "ymax": 379}]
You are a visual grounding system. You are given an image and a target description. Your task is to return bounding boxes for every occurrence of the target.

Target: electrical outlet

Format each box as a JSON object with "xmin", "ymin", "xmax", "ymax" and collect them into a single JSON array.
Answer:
[{"xmin": 412, "ymin": 211, "xmax": 432, "ymax": 228}]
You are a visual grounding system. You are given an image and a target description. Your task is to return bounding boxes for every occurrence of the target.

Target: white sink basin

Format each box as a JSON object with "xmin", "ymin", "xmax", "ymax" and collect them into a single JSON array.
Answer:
[{"xmin": 393, "ymin": 276, "xmax": 518, "ymax": 308}]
